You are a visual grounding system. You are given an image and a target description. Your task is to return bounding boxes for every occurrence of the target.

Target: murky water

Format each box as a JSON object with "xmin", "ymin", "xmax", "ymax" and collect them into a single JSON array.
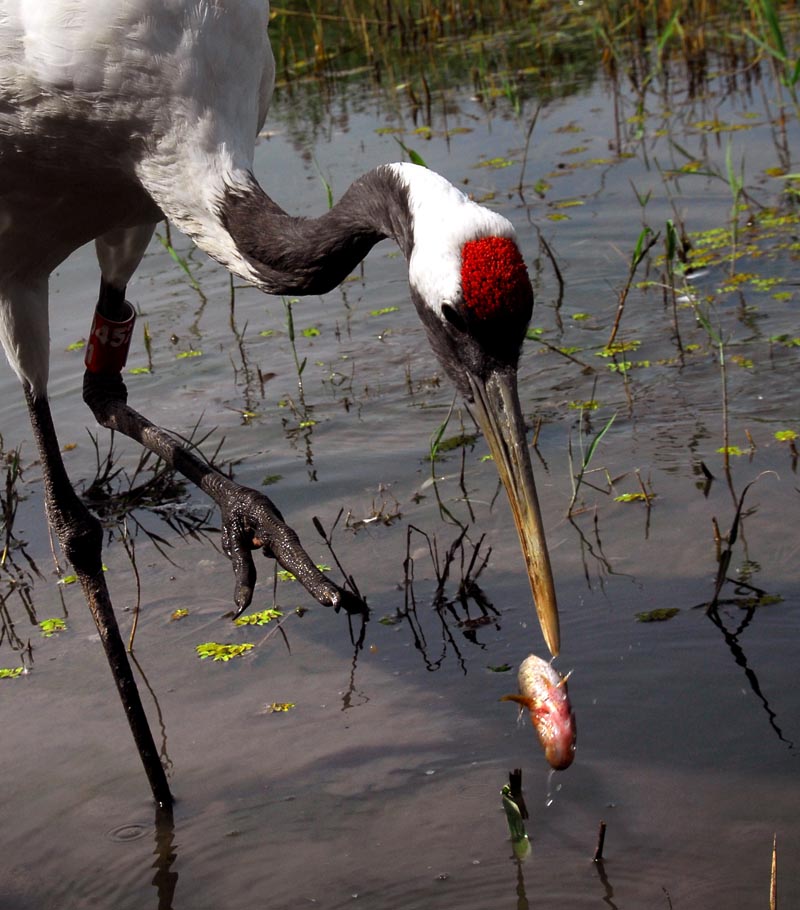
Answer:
[{"xmin": 2, "ymin": 22, "xmax": 799, "ymax": 910}]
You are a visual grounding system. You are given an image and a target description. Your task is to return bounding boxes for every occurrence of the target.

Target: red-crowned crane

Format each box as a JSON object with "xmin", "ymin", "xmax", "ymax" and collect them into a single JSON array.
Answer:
[{"xmin": 0, "ymin": 2, "xmax": 560, "ymax": 805}]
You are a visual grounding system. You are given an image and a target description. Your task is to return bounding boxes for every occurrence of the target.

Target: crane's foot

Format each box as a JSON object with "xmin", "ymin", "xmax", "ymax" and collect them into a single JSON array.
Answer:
[
  {"xmin": 83, "ymin": 369, "xmax": 367, "ymax": 619},
  {"xmin": 212, "ymin": 475, "xmax": 367, "ymax": 617}
]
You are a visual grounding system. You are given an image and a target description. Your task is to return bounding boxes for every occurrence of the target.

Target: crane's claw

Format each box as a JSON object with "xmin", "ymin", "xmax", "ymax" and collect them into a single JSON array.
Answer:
[{"xmin": 216, "ymin": 482, "xmax": 367, "ymax": 618}]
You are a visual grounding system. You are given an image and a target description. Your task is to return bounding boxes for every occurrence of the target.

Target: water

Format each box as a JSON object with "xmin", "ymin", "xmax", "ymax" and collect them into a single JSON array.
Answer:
[{"xmin": 2, "ymin": 27, "xmax": 799, "ymax": 910}]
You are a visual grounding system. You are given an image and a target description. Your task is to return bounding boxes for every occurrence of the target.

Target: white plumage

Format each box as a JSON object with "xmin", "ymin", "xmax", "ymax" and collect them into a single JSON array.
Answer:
[{"xmin": 1, "ymin": 1, "xmax": 272, "ymax": 394}]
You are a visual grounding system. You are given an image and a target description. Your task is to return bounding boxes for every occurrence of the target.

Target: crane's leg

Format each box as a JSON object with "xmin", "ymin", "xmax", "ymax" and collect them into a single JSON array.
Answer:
[
  {"xmin": 24, "ymin": 384, "xmax": 173, "ymax": 807},
  {"xmin": 83, "ymin": 369, "xmax": 365, "ymax": 616},
  {"xmin": 88, "ymin": 225, "xmax": 364, "ymax": 617}
]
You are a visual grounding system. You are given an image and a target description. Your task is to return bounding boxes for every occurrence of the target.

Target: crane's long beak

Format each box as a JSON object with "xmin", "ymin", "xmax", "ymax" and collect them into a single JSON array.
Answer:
[{"xmin": 466, "ymin": 368, "xmax": 560, "ymax": 657}]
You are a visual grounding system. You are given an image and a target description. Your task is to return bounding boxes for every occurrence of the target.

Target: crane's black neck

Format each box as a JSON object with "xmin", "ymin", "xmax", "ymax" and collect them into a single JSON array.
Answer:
[{"xmin": 220, "ymin": 166, "xmax": 414, "ymax": 296}]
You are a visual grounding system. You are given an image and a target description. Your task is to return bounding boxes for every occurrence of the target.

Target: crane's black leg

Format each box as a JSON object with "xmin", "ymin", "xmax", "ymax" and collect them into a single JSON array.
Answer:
[
  {"xmin": 83, "ymin": 371, "xmax": 366, "ymax": 618},
  {"xmin": 24, "ymin": 385, "xmax": 173, "ymax": 808}
]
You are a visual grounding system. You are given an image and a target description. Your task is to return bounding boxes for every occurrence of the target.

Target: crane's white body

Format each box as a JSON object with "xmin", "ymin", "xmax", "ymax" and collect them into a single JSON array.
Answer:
[
  {"xmin": 0, "ymin": 0, "xmax": 515, "ymax": 398},
  {"xmin": 0, "ymin": 0, "xmax": 273, "ymax": 393}
]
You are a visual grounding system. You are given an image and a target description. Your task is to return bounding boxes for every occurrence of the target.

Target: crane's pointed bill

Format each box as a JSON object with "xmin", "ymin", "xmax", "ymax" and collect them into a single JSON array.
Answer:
[{"xmin": 467, "ymin": 369, "xmax": 560, "ymax": 657}]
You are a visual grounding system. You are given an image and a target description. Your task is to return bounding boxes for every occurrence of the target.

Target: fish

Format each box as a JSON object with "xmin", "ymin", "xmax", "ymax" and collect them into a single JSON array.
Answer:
[{"xmin": 502, "ymin": 654, "xmax": 576, "ymax": 771}]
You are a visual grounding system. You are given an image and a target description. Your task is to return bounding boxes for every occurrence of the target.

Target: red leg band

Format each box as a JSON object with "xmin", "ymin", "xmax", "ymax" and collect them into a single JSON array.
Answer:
[{"xmin": 85, "ymin": 303, "xmax": 136, "ymax": 374}]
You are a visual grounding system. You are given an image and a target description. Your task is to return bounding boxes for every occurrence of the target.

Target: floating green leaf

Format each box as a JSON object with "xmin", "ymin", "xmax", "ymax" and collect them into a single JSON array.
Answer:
[
  {"xmin": 775, "ymin": 429, "xmax": 798, "ymax": 441},
  {"xmin": 615, "ymin": 492, "xmax": 650, "ymax": 503},
  {"xmin": 596, "ymin": 340, "xmax": 641, "ymax": 357},
  {"xmin": 40, "ymin": 618, "xmax": 67, "ymax": 637},
  {"xmin": 636, "ymin": 608, "xmax": 680, "ymax": 622},
  {"xmin": 302, "ymin": 326, "xmax": 320, "ymax": 337},
  {"xmin": 487, "ymin": 663, "xmax": 512, "ymax": 672},
  {"xmin": 265, "ymin": 702, "xmax": 296, "ymax": 713},
  {"xmin": 234, "ymin": 608, "xmax": 283, "ymax": 627},
  {"xmin": 170, "ymin": 609, "xmax": 189, "ymax": 621},
  {"xmin": 478, "ymin": 156, "xmax": 514, "ymax": 169},
  {"xmin": 176, "ymin": 350, "xmax": 202, "ymax": 359},
  {"xmin": 568, "ymin": 400, "xmax": 599, "ymax": 410},
  {"xmin": 196, "ymin": 642, "xmax": 254, "ymax": 662},
  {"xmin": 0, "ymin": 667, "xmax": 24, "ymax": 679},
  {"xmin": 66, "ymin": 340, "xmax": 85, "ymax": 352},
  {"xmin": 369, "ymin": 306, "xmax": 399, "ymax": 317}
]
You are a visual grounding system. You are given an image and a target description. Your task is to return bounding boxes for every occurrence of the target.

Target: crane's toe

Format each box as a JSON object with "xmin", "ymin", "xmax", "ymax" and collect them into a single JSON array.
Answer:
[{"xmin": 217, "ymin": 482, "xmax": 367, "ymax": 618}]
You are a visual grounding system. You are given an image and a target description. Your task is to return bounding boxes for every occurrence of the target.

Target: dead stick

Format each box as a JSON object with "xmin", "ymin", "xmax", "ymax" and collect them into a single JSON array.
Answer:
[{"xmin": 593, "ymin": 820, "xmax": 607, "ymax": 862}]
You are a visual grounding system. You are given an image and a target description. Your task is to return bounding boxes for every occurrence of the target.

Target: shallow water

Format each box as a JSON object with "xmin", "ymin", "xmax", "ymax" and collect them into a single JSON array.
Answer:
[{"xmin": 2, "ymin": 23, "xmax": 799, "ymax": 910}]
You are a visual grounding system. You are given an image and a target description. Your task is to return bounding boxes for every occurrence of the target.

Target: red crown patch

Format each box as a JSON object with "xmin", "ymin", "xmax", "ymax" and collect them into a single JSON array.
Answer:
[{"xmin": 460, "ymin": 236, "xmax": 532, "ymax": 322}]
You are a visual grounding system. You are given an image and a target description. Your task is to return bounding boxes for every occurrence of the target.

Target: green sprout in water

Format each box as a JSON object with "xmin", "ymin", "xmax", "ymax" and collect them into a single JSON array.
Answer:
[
  {"xmin": 196, "ymin": 642, "xmax": 254, "ymax": 662},
  {"xmin": 501, "ymin": 783, "xmax": 531, "ymax": 861}
]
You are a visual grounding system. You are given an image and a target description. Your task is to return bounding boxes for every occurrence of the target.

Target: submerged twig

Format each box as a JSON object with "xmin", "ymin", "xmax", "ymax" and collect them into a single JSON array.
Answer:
[{"xmin": 770, "ymin": 832, "xmax": 777, "ymax": 910}]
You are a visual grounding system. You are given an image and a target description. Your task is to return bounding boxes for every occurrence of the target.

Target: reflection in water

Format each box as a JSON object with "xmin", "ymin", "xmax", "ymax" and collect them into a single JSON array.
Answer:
[
  {"xmin": 593, "ymin": 859, "xmax": 619, "ymax": 910},
  {"xmin": 341, "ymin": 614, "xmax": 369, "ymax": 712},
  {"xmin": 152, "ymin": 805, "xmax": 179, "ymax": 910},
  {"xmin": 513, "ymin": 860, "xmax": 530, "ymax": 910},
  {"xmin": 131, "ymin": 651, "xmax": 175, "ymax": 777},
  {"xmin": 399, "ymin": 524, "xmax": 499, "ymax": 673},
  {"xmin": 700, "ymin": 474, "xmax": 794, "ymax": 749},
  {"xmin": 567, "ymin": 514, "xmax": 636, "ymax": 594},
  {"xmin": 706, "ymin": 601, "xmax": 794, "ymax": 751}
]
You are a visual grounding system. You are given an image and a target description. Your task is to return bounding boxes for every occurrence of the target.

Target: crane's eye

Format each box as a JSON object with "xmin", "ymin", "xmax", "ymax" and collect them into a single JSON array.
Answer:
[{"xmin": 442, "ymin": 303, "xmax": 466, "ymax": 333}]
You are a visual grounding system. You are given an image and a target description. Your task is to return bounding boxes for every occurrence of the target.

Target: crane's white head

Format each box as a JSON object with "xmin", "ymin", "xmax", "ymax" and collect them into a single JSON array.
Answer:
[
  {"xmin": 387, "ymin": 163, "xmax": 533, "ymax": 395},
  {"xmin": 388, "ymin": 163, "xmax": 559, "ymax": 657}
]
